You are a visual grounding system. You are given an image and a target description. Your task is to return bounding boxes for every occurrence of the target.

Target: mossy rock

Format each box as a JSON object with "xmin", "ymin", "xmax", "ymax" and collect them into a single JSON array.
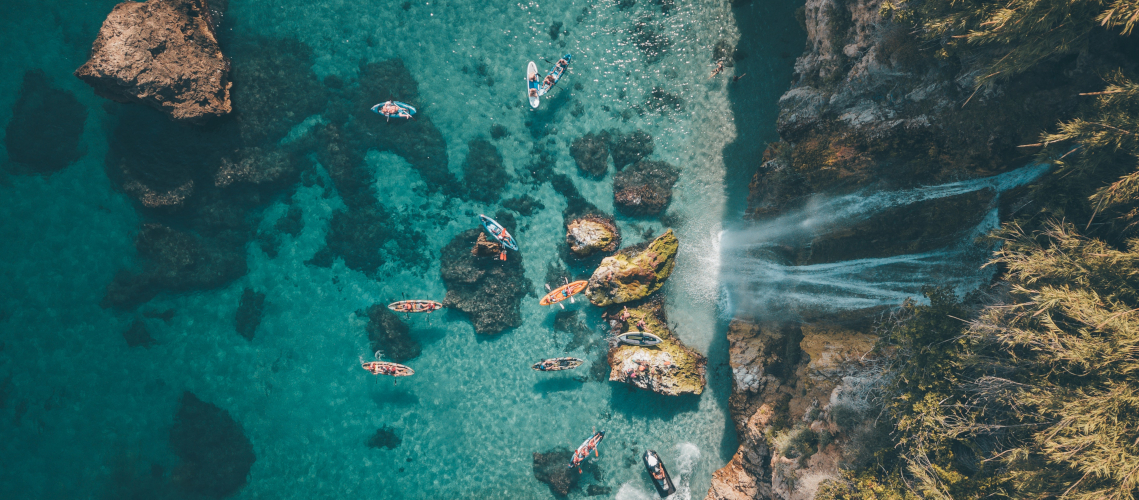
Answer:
[
  {"xmin": 585, "ymin": 229, "xmax": 678, "ymax": 306},
  {"xmin": 605, "ymin": 297, "xmax": 706, "ymax": 395}
]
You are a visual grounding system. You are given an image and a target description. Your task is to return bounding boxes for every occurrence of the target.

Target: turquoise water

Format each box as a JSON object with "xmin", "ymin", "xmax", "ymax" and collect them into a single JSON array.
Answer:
[{"xmin": 0, "ymin": 0, "xmax": 801, "ymax": 498}]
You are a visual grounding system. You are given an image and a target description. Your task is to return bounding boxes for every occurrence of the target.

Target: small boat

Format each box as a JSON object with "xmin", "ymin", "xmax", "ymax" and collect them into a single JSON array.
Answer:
[
  {"xmin": 540, "ymin": 280, "xmax": 588, "ymax": 307},
  {"xmin": 537, "ymin": 54, "xmax": 571, "ymax": 97},
  {"xmin": 361, "ymin": 361, "xmax": 415, "ymax": 377},
  {"xmin": 478, "ymin": 214, "xmax": 518, "ymax": 260},
  {"xmin": 532, "ymin": 357, "xmax": 584, "ymax": 371},
  {"xmin": 526, "ymin": 61, "xmax": 540, "ymax": 108},
  {"xmin": 568, "ymin": 430, "xmax": 605, "ymax": 472},
  {"xmin": 643, "ymin": 450, "xmax": 677, "ymax": 498},
  {"xmin": 616, "ymin": 332, "xmax": 663, "ymax": 346},
  {"xmin": 388, "ymin": 300, "xmax": 443, "ymax": 314},
  {"xmin": 370, "ymin": 100, "xmax": 416, "ymax": 121}
]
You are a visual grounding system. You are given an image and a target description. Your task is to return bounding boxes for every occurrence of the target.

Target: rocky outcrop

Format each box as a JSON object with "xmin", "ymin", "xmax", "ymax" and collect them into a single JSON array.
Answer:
[
  {"xmin": 440, "ymin": 228, "xmax": 531, "ymax": 334},
  {"xmin": 5, "ymin": 70, "xmax": 87, "ymax": 174},
  {"xmin": 75, "ymin": 0, "xmax": 232, "ymax": 123},
  {"xmin": 362, "ymin": 304, "xmax": 421, "ymax": 362},
  {"xmin": 169, "ymin": 391, "xmax": 255, "ymax": 498},
  {"xmin": 585, "ymin": 229, "xmax": 678, "ymax": 307},
  {"xmin": 234, "ymin": 288, "xmax": 265, "ymax": 341},
  {"xmin": 605, "ymin": 298, "xmax": 706, "ymax": 396},
  {"xmin": 614, "ymin": 160, "xmax": 679, "ymax": 216},
  {"xmin": 566, "ymin": 214, "xmax": 619, "ymax": 257}
]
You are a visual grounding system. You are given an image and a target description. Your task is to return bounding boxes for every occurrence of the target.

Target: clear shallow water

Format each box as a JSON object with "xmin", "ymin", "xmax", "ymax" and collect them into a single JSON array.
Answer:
[{"xmin": 0, "ymin": 0, "xmax": 800, "ymax": 498}]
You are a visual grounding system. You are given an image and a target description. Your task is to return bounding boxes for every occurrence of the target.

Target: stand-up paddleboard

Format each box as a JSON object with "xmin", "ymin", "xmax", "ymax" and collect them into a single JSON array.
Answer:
[
  {"xmin": 361, "ymin": 361, "xmax": 415, "ymax": 377},
  {"xmin": 388, "ymin": 300, "xmax": 443, "ymax": 314},
  {"xmin": 568, "ymin": 430, "xmax": 605, "ymax": 471},
  {"xmin": 371, "ymin": 100, "xmax": 416, "ymax": 120},
  {"xmin": 616, "ymin": 332, "xmax": 663, "ymax": 346},
  {"xmin": 540, "ymin": 280, "xmax": 588, "ymax": 306},
  {"xmin": 537, "ymin": 54, "xmax": 572, "ymax": 97},
  {"xmin": 531, "ymin": 357, "xmax": 584, "ymax": 371},
  {"xmin": 526, "ymin": 61, "xmax": 540, "ymax": 108},
  {"xmin": 643, "ymin": 450, "xmax": 677, "ymax": 498}
]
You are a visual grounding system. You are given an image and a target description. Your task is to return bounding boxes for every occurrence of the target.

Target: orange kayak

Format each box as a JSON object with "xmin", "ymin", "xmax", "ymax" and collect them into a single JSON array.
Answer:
[
  {"xmin": 362, "ymin": 361, "xmax": 415, "ymax": 377},
  {"xmin": 540, "ymin": 280, "xmax": 588, "ymax": 306},
  {"xmin": 388, "ymin": 300, "xmax": 443, "ymax": 314}
]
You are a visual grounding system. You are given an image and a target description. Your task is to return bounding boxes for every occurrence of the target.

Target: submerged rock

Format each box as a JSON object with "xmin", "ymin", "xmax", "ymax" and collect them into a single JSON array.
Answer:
[
  {"xmin": 613, "ymin": 160, "xmax": 679, "ymax": 216},
  {"xmin": 533, "ymin": 447, "xmax": 599, "ymax": 497},
  {"xmin": 605, "ymin": 297, "xmax": 706, "ymax": 396},
  {"xmin": 570, "ymin": 131, "xmax": 611, "ymax": 177},
  {"xmin": 585, "ymin": 229, "xmax": 678, "ymax": 306},
  {"xmin": 609, "ymin": 130, "xmax": 653, "ymax": 170},
  {"xmin": 234, "ymin": 288, "xmax": 265, "ymax": 341},
  {"xmin": 363, "ymin": 304, "xmax": 421, "ymax": 362},
  {"xmin": 566, "ymin": 214, "xmax": 620, "ymax": 257},
  {"xmin": 366, "ymin": 426, "xmax": 401, "ymax": 449},
  {"xmin": 5, "ymin": 70, "xmax": 87, "ymax": 174},
  {"xmin": 462, "ymin": 139, "xmax": 510, "ymax": 202},
  {"xmin": 502, "ymin": 195, "xmax": 545, "ymax": 216},
  {"xmin": 169, "ymin": 391, "xmax": 255, "ymax": 498},
  {"xmin": 123, "ymin": 319, "xmax": 156, "ymax": 347},
  {"xmin": 75, "ymin": 0, "xmax": 232, "ymax": 122},
  {"xmin": 314, "ymin": 204, "xmax": 426, "ymax": 276},
  {"xmin": 440, "ymin": 228, "xmax": 531, "ymax": 334}
]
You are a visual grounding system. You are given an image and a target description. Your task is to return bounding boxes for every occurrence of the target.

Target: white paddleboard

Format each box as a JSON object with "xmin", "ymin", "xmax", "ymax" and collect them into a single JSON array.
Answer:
[{"xmin": 526, "ymin": 61, "xmax": 540, "ymax": 109}]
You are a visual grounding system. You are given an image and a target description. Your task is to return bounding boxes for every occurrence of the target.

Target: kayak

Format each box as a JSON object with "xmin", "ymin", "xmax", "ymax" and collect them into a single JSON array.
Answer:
[
  {"xmin": 370, "ymin": 100, "xmax": 416, "ymax": 120},
  {"xmin": 643, "ymin": 450, "xmax": 677, "ymax": 498},
  {"xmin": 531, "ymin": 357, "xmax": 584, "ymax": 371},
  {"xmin": 616, "ymin": 332, "xmax": 663, "ymax": 346},
  {"xmin": 540, "ymin": 280, "xmax": 588, "ymax": 306},
  {"xmin": 388, "ymin": 300, "xmax": 443, "ymax": 314},
  {"xmin": 568, "ymin": 430, "xmax": 605, "ymax": 471},
  {"xmin": 479, "ymin": 214, "xmax": 519, "ymax": 251},
  {"xmin": 526, "ymin": 61, "xmax": 540, "ymax": 108},
  {"xmin": 537, "ymin": 54, "xmax": 571, "ymax": 97},
  {"xmin": 361, "ymin": 361, "xmax": 415, "ymax": 377}
]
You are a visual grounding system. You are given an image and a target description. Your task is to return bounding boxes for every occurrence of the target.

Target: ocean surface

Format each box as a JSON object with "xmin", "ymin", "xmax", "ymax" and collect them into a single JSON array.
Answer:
[{"xmin": 0, "ymin": 0, "xmax": 803, "ymax": 498}]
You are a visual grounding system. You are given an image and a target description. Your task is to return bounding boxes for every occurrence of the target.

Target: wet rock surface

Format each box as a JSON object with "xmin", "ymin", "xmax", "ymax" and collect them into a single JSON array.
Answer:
[
  {"xmin": 605, "ymin": 297, "xmax": 706, "ymax": 396},
  {"xmin": 75, "ymin": 0, "xmax": 232, "ymax": 122},
  {"xmin": 613, "ymin": 160, "xmax": 679, "ymax": 216},
  {"xmin": 5, "ymin": 70, "xmax": 87, "ymax": 174},
  {"xmin": 169, "ymin": 391, "xmax": 255, "ymax": 499},
  {"xmin": 363, "ymin": 304, "xmax": 421, "ymax": 362},
  {"xmin": 440, "ymin": 228, "xmax": 531, "ymax": 335},
  {"xmin": 570, "ymin": 131, "xmax": 611, "ymax": 177},
  {"xmin": 234, "ymin": 288, "xmax": 265, "ymax": 341},
  {"xmin": 123, "ymin": 319, "xmax": 156, "ymax": 347},
  {"xmin": 585, "ymin": 229, "xmax": 678, "ymax": 307},
  {"xmin": 566, "ymin": 214, "xmax": 620, "ymax": 258}
]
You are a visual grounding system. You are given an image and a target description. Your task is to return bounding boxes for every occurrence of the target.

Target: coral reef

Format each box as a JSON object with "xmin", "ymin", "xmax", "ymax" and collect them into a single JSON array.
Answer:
[
  {"xmin": 5, "ymin": 70, "xmax": 87, "ymax": 174},
  {"xmin": 75, "ymin": 0, "xmax": 231, "ymax": 122},
  {"xmin": 570, "ymin": 131, "xmax": 611, "ymax": 177},
  {"xmin": 440, "ymin": 227, "xmax": 531, "ymax": 334},
  {"xmin": 613, "ymin": 160, "xmax": 679, "ymax": 216},
  {"xmin": 462, "ymin": 139, "xmax": 509, "ymax": 202},
  {"xmin": 605, "ymin": 297, "xmax": 706, "ymax": 395},
  {"xmin": 169, "ymin": 391, "xmax": 255, "ymax": 498},
  {"xmin": 363, "ymin": 304, "xmax": 421, "ymax": 363},
  {"xmin": 566, "ymin": 214, "xmax": 620, "ymax": 258},
  {"xmin": 609, "ymin": 129, "xmax": 653, "ymax": 170},
  {"xmin": 122, "ymin": 319, "xmax": 156, "ymax": 347},
  {"xmin": 585, "ymin": 229, "xmax": 678, "ymax": 306},
  {"xmin": 234, "ymin": 288, "xmax": 265, "ymax": 341}
]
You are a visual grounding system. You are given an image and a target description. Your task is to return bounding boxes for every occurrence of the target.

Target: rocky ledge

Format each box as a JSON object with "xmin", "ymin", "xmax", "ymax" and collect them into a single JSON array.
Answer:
[
  {"xmin": 605, "ymin": 297, "xmax": 706, "ymax": 396},
  {"xmin": 75, "ymin": 0, "xmax": 231, "ymax": 122},
  {"xmin": 585, "ymin": 229, "xmax": 678, "ymax": 307}
]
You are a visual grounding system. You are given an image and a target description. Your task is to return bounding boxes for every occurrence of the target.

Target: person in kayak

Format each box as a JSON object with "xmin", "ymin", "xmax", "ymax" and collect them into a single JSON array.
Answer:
[{"xmin": 379, "ymin": 102, "xmax": 401, "ymax": 115}]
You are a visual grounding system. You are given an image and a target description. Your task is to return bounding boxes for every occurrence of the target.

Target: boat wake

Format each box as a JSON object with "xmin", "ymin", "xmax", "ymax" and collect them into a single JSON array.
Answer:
[{"xmin": 614, "ymin": 443, "xmax": 702, "ymax": 500}]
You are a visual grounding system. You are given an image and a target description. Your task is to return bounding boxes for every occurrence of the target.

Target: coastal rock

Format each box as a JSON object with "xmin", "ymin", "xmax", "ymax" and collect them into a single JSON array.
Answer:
[
  {"xmin": 234, "ymin": 288, "xmax": 265, "ymax": 341},
  {"xmin": 613, "ymin": 160, "xmax": 679, "ymax": 216},
  {"xmin": 566, "ymin": 215, "xmax": 619, "ymax": 257},
  {"xmin": 440, "ymin": 228, "xmax": 531, "ymax": 334},
  {"xmin": 585, "ymin": 229, "xmax": 678, "ymax": 307},
  {"xmin": 570, "ymin": 131, "xmax": 611, "ymax": 177},
  {"xmin": 75, "ymin": 0, "xmax": 232, "ymax": 123},
  {"xmin": 169, "ymin": 391, "xmax": 255, "ymax": 498},
  {"xmin": 609, "ymin": 130, "xmax": 653, "ymax": 170},
  {"xmin": 363, "ymin": 304, "xmax": 421, "ymax": 362},
  {"xmin": 605, "ymin": 298, "xmax": 706, "ymax": 396},
  {"xmin": 5, "ymin": 70, "xmax": 87, "ymax": 174},
  {"xmin": 799, "ymin": 323, "xmax": 876, "ymax": 381}
]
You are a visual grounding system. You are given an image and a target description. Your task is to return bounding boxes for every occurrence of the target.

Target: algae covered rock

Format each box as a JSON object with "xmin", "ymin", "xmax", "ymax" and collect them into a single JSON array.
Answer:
[
  {"xmin": 605, "ymin": 297, "xmax": 706, "ymax": 396},
  {"xmin": 585, "ymin": 229, "xmax": 678, "ymax": 306},
  {"xmin": 566, "ymin": 214, "xmax": 620, "ymax": 257}
]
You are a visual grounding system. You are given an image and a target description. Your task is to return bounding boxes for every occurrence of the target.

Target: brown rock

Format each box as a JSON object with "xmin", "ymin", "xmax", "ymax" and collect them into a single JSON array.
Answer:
[
  {"xmin": 566, "ymin": 214, "xmax": 619, "ymax": 257},
  {"xmin": 798, "ymin": 323, "xmax": 876, "ymax": 381},
  {"xmin": 75, "ymin": 0, "xmax": 232, "ymax": 123},
  {"xmin": 470, "ymin": 232, "xmax": 502, "ymax": 257}
]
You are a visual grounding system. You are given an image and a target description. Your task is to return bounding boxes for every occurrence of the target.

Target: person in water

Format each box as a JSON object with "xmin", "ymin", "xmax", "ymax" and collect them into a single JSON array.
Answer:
[{"xmin": 710, "ymin": 60, "xmax": 725, "ymax": 78}]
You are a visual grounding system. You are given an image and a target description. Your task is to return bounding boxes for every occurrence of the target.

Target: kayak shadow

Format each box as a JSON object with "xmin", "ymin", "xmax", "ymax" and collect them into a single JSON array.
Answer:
[
  {"xmin": 533, "ymin": 376, "xmax": 585, "ymax": 395},
  {"xmin": 607, "ymin": 384, "xmax": 702, "ymax": 421}
]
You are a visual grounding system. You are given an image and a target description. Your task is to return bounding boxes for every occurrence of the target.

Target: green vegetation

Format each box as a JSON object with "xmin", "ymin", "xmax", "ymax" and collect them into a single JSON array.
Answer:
[{"xmin": 817, "ymin": 1, "xmax": 1139, "ymax": 498}]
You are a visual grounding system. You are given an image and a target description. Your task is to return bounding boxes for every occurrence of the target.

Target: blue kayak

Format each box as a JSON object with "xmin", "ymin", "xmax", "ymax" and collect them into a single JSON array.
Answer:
[
  {"xmin": 537, "ymin": 54, "xmax": 571, "ymax": 97},
  {"xmin": 479, "ymin": 214, "xmax": 519, "ymax": 251},
  {"xmin": 371, "ymin": 100, "xmax": 416, "ymax": 120}
]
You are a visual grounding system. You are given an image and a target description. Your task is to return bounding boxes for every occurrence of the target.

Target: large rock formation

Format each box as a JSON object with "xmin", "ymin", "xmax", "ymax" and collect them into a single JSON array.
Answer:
[
  {"xmin": 440, "ymin": 227, "xmax": 531, "ymax": 334},
  {"xmin": 605, "ymin": 298, "xmax": 706, "ymax": 396},
  {"xmin": 169, "ymin": 391, "xmax": 255, "ymax": 498},
  {"xmin": 585, "ymin": 229, "xmax": 678, "ymax": 307},
  {"xmin": 566, "ymin": 214, "xmax": 619, "ymax": 258},
  {"xmin": 75, "ymin": 0, "xmax": 232, "ymax": 122}
]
